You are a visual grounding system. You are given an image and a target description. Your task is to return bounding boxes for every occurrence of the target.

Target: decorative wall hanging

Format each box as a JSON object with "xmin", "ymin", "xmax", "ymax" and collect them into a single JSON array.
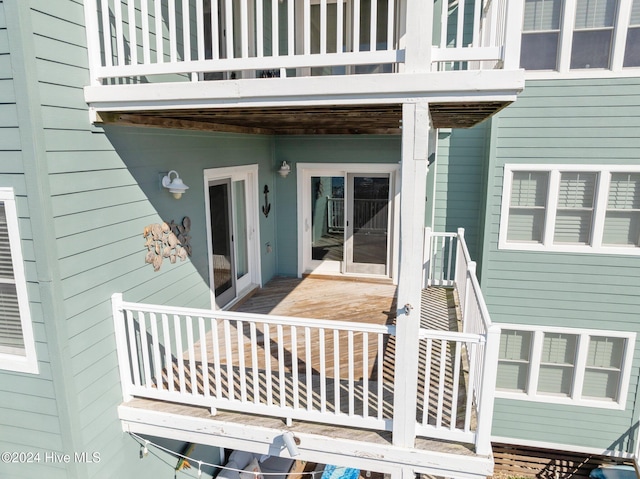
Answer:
[
  {"xmin": 261, "ymin": 185, "xmax": 271, "ymax": 218},
  {"xmin": 143, "ymin": 216, "xmax": 192, "ymax": 271}
]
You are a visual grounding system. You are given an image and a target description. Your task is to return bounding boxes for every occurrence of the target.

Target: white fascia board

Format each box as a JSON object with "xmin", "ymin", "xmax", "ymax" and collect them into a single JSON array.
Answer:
[
  {"xmin": 85, "ymin": 70, "xmax": 525, "ymax": 111},
  {"xmin": 118, "ymin": 405, "xmax": 493, "ymax": 478}
]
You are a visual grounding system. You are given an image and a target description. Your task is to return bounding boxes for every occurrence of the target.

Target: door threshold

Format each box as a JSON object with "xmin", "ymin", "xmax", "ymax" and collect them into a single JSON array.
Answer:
[
  {"xmin": 226, "ymin": 284, "xmax": 260, "ymax": 311},
  {"xmin": 302, "ymin": 273, "xmax": 394, "ymax": 285}
]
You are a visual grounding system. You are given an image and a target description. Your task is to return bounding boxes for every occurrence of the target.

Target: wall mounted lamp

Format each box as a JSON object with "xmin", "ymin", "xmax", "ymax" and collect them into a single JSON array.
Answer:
[
  {"xmin": 278, "ymin": 161, "xmax": 291, "ymax": 178},
  {"xmin": 282, "ymin": 431, "xmax": 300, "ymax": 457},
  {"xmin": 162, "ymin": 170, "xmax": 189, "ymax": 199}
]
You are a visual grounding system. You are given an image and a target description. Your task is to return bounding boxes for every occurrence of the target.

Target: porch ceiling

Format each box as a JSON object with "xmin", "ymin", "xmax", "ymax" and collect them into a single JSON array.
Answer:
[{"xmin": 97, "ymin": 102, "xmax": 511, "ymax": 135}]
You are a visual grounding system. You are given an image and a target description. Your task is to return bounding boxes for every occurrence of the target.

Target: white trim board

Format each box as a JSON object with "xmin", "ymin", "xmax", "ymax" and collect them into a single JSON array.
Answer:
[{"xmin": 491, "ymin": 436, "xmax": 635, "ymax": 460}]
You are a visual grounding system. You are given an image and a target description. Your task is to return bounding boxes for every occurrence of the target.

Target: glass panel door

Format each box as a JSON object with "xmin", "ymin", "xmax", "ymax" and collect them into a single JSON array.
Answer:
[
  {"xmin": 209, "ymin": 179, "xmax": 236, "ymax": 308},
  {"xmin": 345, "ymin": 173, "xmax": 390, "ymax": 275},
  {"xmin": 311, "ymin": 176, "xmax": 345, "ymax": 262}
]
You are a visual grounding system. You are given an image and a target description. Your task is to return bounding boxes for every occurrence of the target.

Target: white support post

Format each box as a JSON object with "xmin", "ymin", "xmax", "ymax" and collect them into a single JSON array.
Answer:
[
  {"xmin": 423, "ymin": 226, "xmax": 432, "ymax": 288},
  {"xmin": 475, "ymin": 324, "xmax": 501, "ymax": 457},
  {"xmin": 392, "ymin": 102, "xmax": 431, "ymax": 448},
  {"xmin": 111, "ymin": 293, "xmax": 134, "ymax": 402},
  {"xmin": 402, "ymin": 0, "xmax": 433, "ymax": 73},
  {"xmin": 501, "ymin": 0, "xmax": 524, "ymax": 70}
]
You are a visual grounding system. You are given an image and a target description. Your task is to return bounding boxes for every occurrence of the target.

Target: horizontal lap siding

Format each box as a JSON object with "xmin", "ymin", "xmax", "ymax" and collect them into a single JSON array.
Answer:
[
  {"xmin": 483, "ymin": 78, "xmax": 640, "ymax": 453},
  {"xmin": 434, "ymin": 124, "xmax": 489, "ymax": 260},
  {"xmin": 0, "ymin": 2, "xmax": 67, "ymax": 478},
  {"xmin": 28, "ymin": 2, "xmax": 273, "ymax": 477}
]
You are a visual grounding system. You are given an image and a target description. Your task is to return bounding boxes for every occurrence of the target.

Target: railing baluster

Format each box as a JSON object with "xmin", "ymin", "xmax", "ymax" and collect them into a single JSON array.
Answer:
[
  {"xmin": 348, "ymin": 330, "xmax": 354, "ymax": 416},
  {"xmin": 386, "ymin": 0, "xmax": 394, "ymax": 51},
  {"xmin": 138, "ymin": 311, "xmax": 153, "ymax": 387},
  {"xmin": 154, "ymin": 0, "xmax": 164, "ymax": 61},
  {"xmin": 264, "ymin": 323, "xmax": 273, "ymax": 406},
  {"xmin": 377, "ymin": 332, "xmax": 383, "ymax": 420},
  {"xmin": 286, "ymin": 0, "xmax": 293, "ymax": 56},
  {"xmin": 250, "ymin": 322, "xmax": 259, "ymax": 404},
  {"xmin": 256, "ymin": 0, "xmax": 264, "ymax": 57},
  {"xmin": 291, "ymin": 325, "xmax": 299, "ymax": 408},
  {"xmin": 127, "ymin": 0, "xmax": 137, "ymax": 65},
  {"xmin": 320, "ymin": 0, "xmax": 327, "ymax": 54},
  {"xmin": 211, "ymin": 0, "xmax": 220, "ymax": 59},
  {"xmin": 186, "ymin": 316, "xmax": 197, "ymax": 395},
  {"xmin": 161, "ymin": 313, "xmax": 174, "ymax": 392},
  {"xmin": 456, "ymin": 0, "xmax": 465, "ymax": 48},
  {"xmin": 149, "ymin": 313, "xmax": 162, "ymax": 389},
  {"xmin": 141, "ymin": 0, "xmax": 151, "ymax": 64},
  {"xmin": 305, "ymin": 327, "xmax": 312, "ymax": 411},
  {"xmin": 196, "ymin": 0, "xmax": 205, "ymax": 61},
  {"xmin": 473, "ymin": 0, "xmax": 482, "ymax": 47},
  {"xmin": 125, "ymin": 310, "xmax": 141, "ymax": 386},
  {"xmin": 319, "ymin": 328, "xmax": 326, "ymax": 413},
  {"xmin": 225, "ymin": 0, "xmax": 234, "ymax": 59},
  {"xmin": 198, "ymin": 317, "xmax": 209, "ymax": 398},
  {"xmin": 369, "ymin": 0, "xmax": 376, "ymax": 52},
  {"xmin": 336, "ymin": 0, "xmax": 343, "ymax": 54},
  {"xmin": 446, "ymin": 235, "xmax": 453, "ymax": 283},
  {"xmin": 174, "ymin": 315, "xmax": 186, "ymax": 394},
  {"xmin": 362, "ymin": 332, "xmax": 368, "ymax": 418},
  {"xmin": 440, "ymin": 0, "xmax": 448, "ymax": 49},
  {"xmin": 168, "ymin": 0, "xmax": 177, "ymax": 61},
  {"xmin": 277, "ymin": 324, "xmax": 285, "ymax": 408},
  {"xmin": 240, "ymin": 0, "xmax": 249, "ymax": 58},
  {"xmin": 211, "ymin": 317, "xmax": 222, "ymax": 399},
  {"xmin": 223, "ymin": 319, "xmax": 234, "ymax": 400},
  {"xmin": 182, "ymin": 0, "xmax": 191, "ymax": 62},
  {"xmin": 352, "ymin": 0, "xmax": 360, "ymax": 53},
  {"xmin": 436, "ymin": 339, "xmax": 447, "ymax": 428},
  {"xmin": 465, "ymin": 342, "xmax": 477, "ymax": 432},
  {"xmin": 333, "ymin": 330, "xmax": 340, "ymax": 414},
  {"xmin": 101, "ymin": 0, "xmax": 113, "ymax": 67},
  {"xmin": 303, "ymin": 0, "xmax": 311, "ymax": 55},
  {"xmin": 237, "ymin": 320, "xmax": 247, "ymax": 402},
  {"xmin": 449, "ymin": 341, "xmax": 461, "ymax": 430}
]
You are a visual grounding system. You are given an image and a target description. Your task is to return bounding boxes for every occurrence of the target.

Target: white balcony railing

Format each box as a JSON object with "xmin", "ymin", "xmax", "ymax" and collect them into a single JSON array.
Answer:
[
  {"xmin": 111, "ymin": 229, "xmax": 499, "ymax": 453},
  {"xmin": 84, "ymin": 0, "xmax": 524, "ymax": 85}
]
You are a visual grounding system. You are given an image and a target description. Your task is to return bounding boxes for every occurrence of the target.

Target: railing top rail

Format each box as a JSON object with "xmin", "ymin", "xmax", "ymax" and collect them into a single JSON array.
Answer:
[
  {"xmin": 115, "ymin": 297, "xmax": 395, "ymax": 335},
  {"xmin": 456, "ymin": 231, "xmax": 474, "ymax": 265},
  {"xmin": 419, "ymin": 328, "xmax": 485, "ymax": 344},
  {"xmin": 467, "ymin": 267, "xmax": 496, "ymax": 331}
]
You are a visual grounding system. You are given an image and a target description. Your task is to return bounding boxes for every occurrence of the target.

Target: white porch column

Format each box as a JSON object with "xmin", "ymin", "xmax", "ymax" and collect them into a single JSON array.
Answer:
[
  {"xmin": 398, "ymin": 0, "xmax": 433, "ymax": 73},
  {"xmin": 392, "ymin": 102, "xmax": 431, "ymax": 447}
]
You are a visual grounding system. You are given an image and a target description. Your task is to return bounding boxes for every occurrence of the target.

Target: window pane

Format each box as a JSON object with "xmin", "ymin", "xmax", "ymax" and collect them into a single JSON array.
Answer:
[
  {"xmin": 604, "ymin": 173, "xmax": 640, "ymax": 246},
  {"xmin": 523, "ymin": 0, "xmax": 562, "ymax": 31},
  {"xmin": 571, "ymin": 29, "xmax": 614, "ymax": 69},
  {"xmin": 0, "ymin": 205, "xmax": 14, "ymax": 280},
  {"xmin": 583, "ymin": 336, "xmax": 624, "ymax": 400},
  {"xmin": 624, "ymin": 28, "xmax": 640, "ymax": 67},
  {"xmin": 554, "ymin": 172, "xmax": 596, "ymax": 244},
  {"xmin": 498, "ymin": 330, "xmax": 532, "ymax": 392},
  {"xmin": 507, "ymin": 171, "xmax": 548, "ymax": 242},
  {"xmin": 574, "ymin": 0, "xmax": 617, "ymax": 29},
  {"xmin": 521, "ymin": 32, "xmax": 560, "ymax": 70},
  {"xmin": 538, "ymin": 333, "xmax": 577, "ymax": 396}
]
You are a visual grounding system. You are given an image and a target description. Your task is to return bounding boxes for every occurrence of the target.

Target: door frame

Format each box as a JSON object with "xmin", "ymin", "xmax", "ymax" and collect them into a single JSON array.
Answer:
[
  {"xmin": 297, "ymin": 163, "xmax": 400, "ymax": 282},
  {"xmin": 204, "ymin": 165, "xmax": 262, "ymax": 309}
]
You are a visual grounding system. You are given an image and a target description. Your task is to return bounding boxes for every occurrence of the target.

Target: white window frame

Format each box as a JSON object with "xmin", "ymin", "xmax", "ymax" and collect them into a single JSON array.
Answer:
[
  {"xmin": 0, "ymin": 188, "xmax": 38, "ymax": 374},
  {"xmin": 497, "ymin": 324, "xmax": 635, "ymax": 410},
  {"xmin": 522, "ymin": 0, "xmax": 640, "ymax": 79},
  {"xmin": 499, "ymin": 164, "xmax": 640, "ymax": 255}
]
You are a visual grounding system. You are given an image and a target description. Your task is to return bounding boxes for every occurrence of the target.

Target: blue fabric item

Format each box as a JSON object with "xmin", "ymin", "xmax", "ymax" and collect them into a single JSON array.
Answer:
[
  {"xmin": 589, "ymin": 466, "xmax": 636, "ymax": 479},
  {"xmin": 321, "ymin": 464, "xmax": 360, "ymax": 479}
]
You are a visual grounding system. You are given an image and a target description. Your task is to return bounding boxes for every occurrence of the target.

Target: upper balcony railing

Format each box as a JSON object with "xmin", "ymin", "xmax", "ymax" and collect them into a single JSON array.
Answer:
[{"xmin": 84, "ymin": 0, "xmax": 524, "ymax": 85}]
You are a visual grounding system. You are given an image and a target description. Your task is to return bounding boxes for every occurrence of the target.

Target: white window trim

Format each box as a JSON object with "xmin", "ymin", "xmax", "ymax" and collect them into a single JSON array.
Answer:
[
  {"xmin": 0, "ymin": 188, "xmax": 38, "ymax": 374},
  {"xmin": 499, "ymin": 164, "xmax": 640, "ymax": 255},
  {"xmin": 496, "ymin": 324, "xmax": 635, "ymax": 410},
  {"xmin": 522, "ymin": 0, "xmax": 640, "ymax": 79}
]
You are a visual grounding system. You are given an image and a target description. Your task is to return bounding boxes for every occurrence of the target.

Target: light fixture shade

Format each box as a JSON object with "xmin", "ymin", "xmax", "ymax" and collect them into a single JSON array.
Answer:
[
  {"xmin": 278, "ymin": 161, "xmax": 291, "ymax": 178},
  {"xmin": 162, "ymin": 170, "xmax": 189, "ymax": 199}
]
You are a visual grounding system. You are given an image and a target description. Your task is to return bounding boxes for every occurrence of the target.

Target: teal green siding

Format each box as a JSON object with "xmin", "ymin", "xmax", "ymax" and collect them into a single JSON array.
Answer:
[
  {"xmin": 433, "ymin": 124, "xmax": 490, "ymax": 260},
  {"xmin": 0, "ymin": 2, "xmax": 68, "ymax": 478},
  {"xmin": 274, "ymin": 135, "xmax": 402, "ymax": 276},
  {"xmin": 481, "ymin": 78, "xmax": 640, "ymax": 453}
]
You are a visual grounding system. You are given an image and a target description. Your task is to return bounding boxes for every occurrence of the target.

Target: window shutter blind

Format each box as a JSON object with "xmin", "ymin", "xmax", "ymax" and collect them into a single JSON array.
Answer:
[
  {"xmin": 632, "ymin": 0, "xmax": 640, "ymax": 25},
  {"xmin": 497, "ymin": 330, "xmax": 532, "ymax": 392},
  {"xmin": 604, "ymin": 173, "xmax": 640, "ymax": 246},
  {"xmin": 507, "ymin": 171, "xmax": 548, "ymax": 242},
  {"xmin": 554, "ymin": 172, "xmax": 596, "ymax": 244},
  {"xmin": 583, "ymin": 336, "xmax": 623, "ymax": 400},
  {"xmin": 0, "ymin": 203, "xmax": 24, "ymax": 354},
  {"xmin": 538, "ymin": 333, "xmax": 576, "ymax": 395},
  {"xmin": 523, "ymin": 0, "xmax": 562, "ymax": 31},
  {"xmin": 574, "ymin": 0, "xmax": 617, "ymax": 29}
]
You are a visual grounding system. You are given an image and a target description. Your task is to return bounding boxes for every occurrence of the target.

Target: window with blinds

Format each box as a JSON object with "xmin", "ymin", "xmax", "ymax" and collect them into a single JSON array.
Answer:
[
  {"xmin": 604, "ymin": 174, "xmax": 640, "ymax": 246},
  {"xmin": 496, "ymin": 326, "xmax": 634, "ymax": 408},
  {"xmin": 520, "ymin": 0, "xmax": 562, "ymax": 70},
  {"xmin": 0, "ymin": 189, "xmax": 37, "ymax": 374},
  {"xmin": 571, "ymin": 0, "xmax": 618, "ymax": 69},
  {"xmin": 554, "ymin": 172, "xmax": 596, "ymax": 244},
  {"xmin": 501, "ymin": 166, "xmax": 640, "ymax": 254},
  {"xmin": 507, "ymin": 171, "xmax": 548, "ymax": 242},
  {"xmin": 624, "ymin": 0, "xmax": 640, "ymax": 67}
]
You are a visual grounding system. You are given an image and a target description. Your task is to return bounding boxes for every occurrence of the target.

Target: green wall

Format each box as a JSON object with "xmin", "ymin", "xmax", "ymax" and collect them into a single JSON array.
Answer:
[{"xmin": 481, "ymin": 78, "xmax": 640, "ymax": 453}]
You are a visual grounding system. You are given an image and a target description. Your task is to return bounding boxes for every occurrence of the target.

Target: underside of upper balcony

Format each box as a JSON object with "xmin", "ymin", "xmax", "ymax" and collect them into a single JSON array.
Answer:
[{"xmin": 83, "ymin": 0, "xmax": 525, "ymax": 130}]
